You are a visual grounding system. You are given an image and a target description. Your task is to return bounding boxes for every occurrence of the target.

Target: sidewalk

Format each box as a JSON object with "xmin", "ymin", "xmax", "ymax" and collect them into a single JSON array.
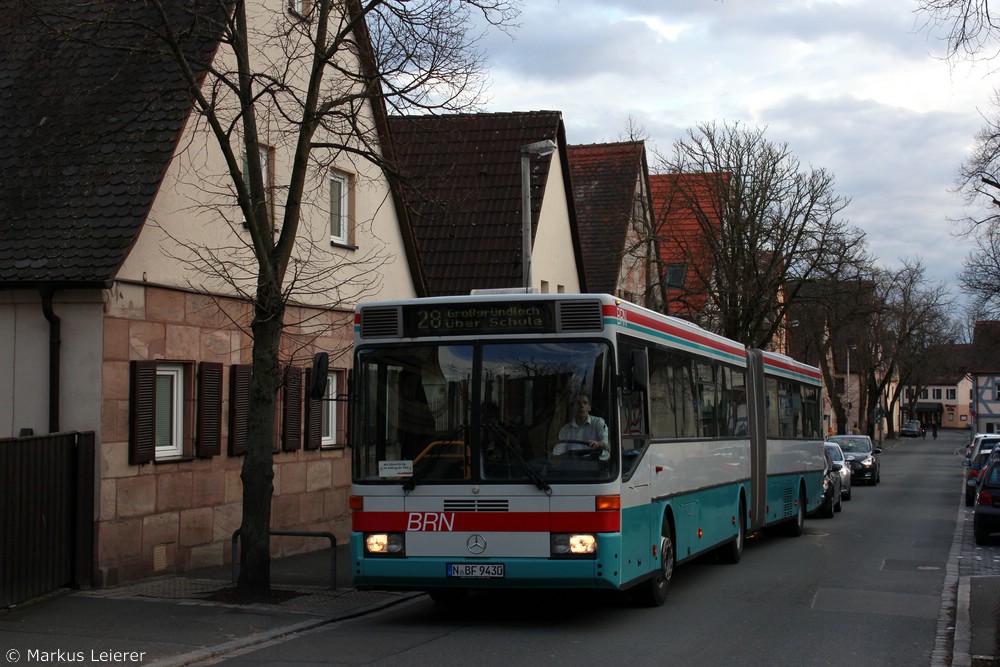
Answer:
[
  {"xmin": 0, "ymin": 547, "xmax": 420, "ymax": 667},
  {"xmin": 1, "ymin": 508, "xmax": 998, "ymax": 667},
  {"xmin": 951, "ymin": 501, "xmax": 1000, "ymax": 667}
]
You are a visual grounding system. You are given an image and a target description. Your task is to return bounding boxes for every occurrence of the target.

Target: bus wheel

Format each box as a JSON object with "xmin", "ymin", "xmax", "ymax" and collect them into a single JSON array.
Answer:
[
  {"xmin": 786, "ymin": 488, "xmax": 806, "ymax": 537},
  {"xmin": 428, "ymin": 589, "xmax": 469, "ymax": 605},
  {"xmin": 631, "ymin": 529, "xmax": 674, "ymax": 607},
  {"xmin": 718, "ymin": 504, "xmax": 745, "ymax": 564}
]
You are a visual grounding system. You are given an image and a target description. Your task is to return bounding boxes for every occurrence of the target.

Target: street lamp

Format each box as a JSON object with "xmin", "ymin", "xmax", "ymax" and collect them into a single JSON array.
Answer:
[{"xmin": 521, "ymin": 139, "xmax": 557, "ymax": 289}]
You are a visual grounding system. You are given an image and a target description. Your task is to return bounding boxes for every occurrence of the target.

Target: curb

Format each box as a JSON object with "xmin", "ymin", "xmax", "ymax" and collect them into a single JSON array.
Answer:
[{"xmin": 146, "ymin": 592, "xmax": 422, "ymax": 667}]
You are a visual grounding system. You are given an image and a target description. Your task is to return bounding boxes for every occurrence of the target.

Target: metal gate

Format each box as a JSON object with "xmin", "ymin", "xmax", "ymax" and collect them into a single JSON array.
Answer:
[{"xmin": 0, "ymin": 432, "xmax": 95, "ymax": 607}]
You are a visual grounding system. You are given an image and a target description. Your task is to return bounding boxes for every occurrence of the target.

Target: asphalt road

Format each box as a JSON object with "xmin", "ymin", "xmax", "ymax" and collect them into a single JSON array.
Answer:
[{"xmin": 200, "ymin": 430, "xmax": 965, "ymax": 667}]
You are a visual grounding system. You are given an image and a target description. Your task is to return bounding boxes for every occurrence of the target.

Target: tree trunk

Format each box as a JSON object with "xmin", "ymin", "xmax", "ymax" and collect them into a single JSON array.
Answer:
[{"xmin": 236, "ymin": 301, "xmax": 284, "ymax": 599}]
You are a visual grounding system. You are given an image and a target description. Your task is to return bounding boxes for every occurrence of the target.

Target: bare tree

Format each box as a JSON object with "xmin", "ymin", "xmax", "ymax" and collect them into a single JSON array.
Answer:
[
  {"xmin": 916, "ymin": 0, "xmax": 1000, "ymax": 60},
  {"xmin": 916, "ymin": 2, "xmax": 1000, "ymax": 313},
  {"xmin": 789, "ymin": 276, "xmax": 878, "ymax": 435},
  {"xmin": 35, "ymin": 0, "xmax": 519, "ymax": 598},
  {"xmin": 869, "ymin": 260, "xmax": 957, "ymax": 436},
  {"xmin": 653, "ymin": 121, "xmax": 865, "ymax": 348}
]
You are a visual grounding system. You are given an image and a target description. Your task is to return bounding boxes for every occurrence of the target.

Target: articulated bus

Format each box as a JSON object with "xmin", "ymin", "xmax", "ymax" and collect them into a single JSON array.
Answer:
[{"xmin": 348, "ymin": 293, "xmax": 826, "ymax": 606}]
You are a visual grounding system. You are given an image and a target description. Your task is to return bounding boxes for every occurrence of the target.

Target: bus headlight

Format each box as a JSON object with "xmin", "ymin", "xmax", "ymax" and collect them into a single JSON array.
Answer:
[
  {"xmin": 364, "ymin": 532, "xmax": 405, "ymax": 556},
  {"xmin": 551, "ymin": 533, "xmax": 597, "ymax": 558}
]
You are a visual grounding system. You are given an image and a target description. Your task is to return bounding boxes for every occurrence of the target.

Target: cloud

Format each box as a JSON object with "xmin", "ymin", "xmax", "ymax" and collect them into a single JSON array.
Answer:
[{"xmin": 472, "ymin": 0, "xmax": 997, "ymax": 293}]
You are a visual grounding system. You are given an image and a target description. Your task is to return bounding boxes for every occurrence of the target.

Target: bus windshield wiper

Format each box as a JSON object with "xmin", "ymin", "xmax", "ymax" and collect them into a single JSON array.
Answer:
[{"xmin": 486, "ymin": 421, "xmax": 551, "ymax": 494}]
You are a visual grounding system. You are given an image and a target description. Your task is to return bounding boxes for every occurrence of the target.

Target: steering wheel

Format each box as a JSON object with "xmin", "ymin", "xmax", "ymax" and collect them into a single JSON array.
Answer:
[{"xmin": 554, "ymin": 439, "xmax": 605, "ymax": 460}]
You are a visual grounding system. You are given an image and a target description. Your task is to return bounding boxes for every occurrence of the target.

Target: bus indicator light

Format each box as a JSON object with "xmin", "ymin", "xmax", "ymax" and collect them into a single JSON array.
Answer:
[{"xmin": 595, "ymin": 495, "xmax": 620, "ymax": 511}]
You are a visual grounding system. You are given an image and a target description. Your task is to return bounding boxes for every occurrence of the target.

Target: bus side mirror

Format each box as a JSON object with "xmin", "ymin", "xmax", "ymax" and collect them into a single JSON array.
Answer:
[{"xmin": 309, "ymin": 352, "xmax": 329, "ymax": 400}]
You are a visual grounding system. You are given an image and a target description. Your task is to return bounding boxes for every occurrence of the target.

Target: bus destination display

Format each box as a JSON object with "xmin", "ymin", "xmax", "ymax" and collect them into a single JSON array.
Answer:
[{"xmin": 403, "ymin": 302, "xmax": 556, "ymax": 336}]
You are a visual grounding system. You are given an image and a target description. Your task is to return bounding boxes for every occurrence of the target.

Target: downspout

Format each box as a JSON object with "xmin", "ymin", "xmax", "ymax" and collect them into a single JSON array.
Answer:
[{"xmin": 40, "ymin": 287, "xmax": 60, "ymax": 433}]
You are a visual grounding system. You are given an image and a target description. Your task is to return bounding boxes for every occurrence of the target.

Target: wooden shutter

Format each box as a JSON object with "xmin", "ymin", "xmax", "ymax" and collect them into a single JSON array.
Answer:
[
  {"xmin": 129, "ymin": 360, "xmax": 157, "ymax": 464},
  {"xmin": 304, "ymin": 368, "xmax": 322, "ymax": 450},
  {"xmin": 282, "ymin": 366, "xmax": 303, "ymax": 451},
  {"xmin": 197, "ymin": 362, "xmax": 223, "ymax": 458},
  {"xmin": 228, "ymin": 364, "xmax": 251, "ymax": 456}
]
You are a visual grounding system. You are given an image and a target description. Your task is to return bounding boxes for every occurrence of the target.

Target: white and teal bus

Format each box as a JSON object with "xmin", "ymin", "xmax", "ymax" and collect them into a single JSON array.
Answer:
[{"xmin": 348, "ymin": 293, "xmax": 825, "ymax": 606}]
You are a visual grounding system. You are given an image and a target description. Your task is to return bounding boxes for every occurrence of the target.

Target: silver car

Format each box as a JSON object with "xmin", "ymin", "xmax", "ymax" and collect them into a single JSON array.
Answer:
[{"xmin": 825, "ymin": 442, "xmax": 852, "ymax": 500}]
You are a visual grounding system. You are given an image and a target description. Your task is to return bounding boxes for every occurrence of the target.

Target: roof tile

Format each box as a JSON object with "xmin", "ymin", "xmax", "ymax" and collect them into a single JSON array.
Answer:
[
  {"xmin": 0, "ymin": 1, "xmax": 224, "ymax": 287},
  {"xmin": 387, "ymin": 112, "xmax": 563, "ymax": 296}
]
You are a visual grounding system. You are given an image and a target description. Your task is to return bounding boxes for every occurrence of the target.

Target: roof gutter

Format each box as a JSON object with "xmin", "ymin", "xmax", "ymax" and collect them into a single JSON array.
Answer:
[{"xmin": 39, "ymin": 288, "xmax": 60, "ymax": 433}]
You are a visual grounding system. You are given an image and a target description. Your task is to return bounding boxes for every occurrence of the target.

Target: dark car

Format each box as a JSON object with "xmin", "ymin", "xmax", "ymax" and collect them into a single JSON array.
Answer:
[
  {"xmin": 973, "ymin": 461, "xmax": 1000, "ymax": 545},
  {"xmin": 826, "ymin": 434, "xmax": 881, "ymax": 485},
  {"xmin": 825, "ymin": 442, "xmax": 851, "ymax": 501},
  {"xmin": 965, "ymin": 446, "xmax": 996, "ymax": 506},
  {"xmin": 900, "ymin": 420, "xmax": 923, "ymax": 437},
  {"xmin": 813, "ymin": 449, "xmax": 843, "ymax": 518}
]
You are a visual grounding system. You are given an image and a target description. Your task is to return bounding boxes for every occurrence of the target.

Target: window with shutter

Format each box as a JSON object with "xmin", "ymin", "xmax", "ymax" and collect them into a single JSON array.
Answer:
[
  {"xmin": 197, "ymin": 362, "xmax": 223, "ymax": 457},
  {"xmin": 229, "ymin": 364, "xmax": 252, "ymax": 456},
  {"xmin": 282, "ymin": 366, "xmax": 303, "ymax": 451},
  {"xmin": 304, "ymin": 368, "xmax": 322, "ymax": 450},
  {"xmin": 129, "ymin": 361, "xmax": 157, "ymax": 464},
  {"xmin": 129, "ymin": 360, "xmax": 193, "ymax": 463}
]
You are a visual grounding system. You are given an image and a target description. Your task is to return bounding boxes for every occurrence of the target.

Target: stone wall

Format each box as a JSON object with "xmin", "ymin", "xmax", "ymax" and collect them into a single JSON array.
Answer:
[{"xmin": 97, "ymin": 282, "xmax": 353, "ymax": 586}]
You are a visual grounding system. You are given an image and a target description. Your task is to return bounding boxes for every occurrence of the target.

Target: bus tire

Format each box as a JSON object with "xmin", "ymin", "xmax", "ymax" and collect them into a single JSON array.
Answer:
[
  {"xmin": 631, "ymin": 527, "xmax": 674, "ymax": 607},
  {"xmin": 718, "ymin": 502, "xmax": 745, "ymax": 564},
  {"xmin": 785, "ymin": 487, "xmax": 806, "ymax": 537}
]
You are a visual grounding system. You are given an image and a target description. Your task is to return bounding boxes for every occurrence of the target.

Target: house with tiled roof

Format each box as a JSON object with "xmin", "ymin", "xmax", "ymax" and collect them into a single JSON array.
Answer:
[
  {"xmin": 968, "ymin": 321, "xmax": 1000, "ymax": 433},
  {"xmin": 567, "ymin": 141, "xmax": 657, "ymax": 307},
  {"xmin": 0, "ymin": 1, "xmax": 416, "ymax": 589},
  {"xmin": 649, "ymin": 172, "xmax": 727, "ymax": 320},
  {"xmin": 387, "ymin": 112, "xmax": 585, "ymax": 295}
]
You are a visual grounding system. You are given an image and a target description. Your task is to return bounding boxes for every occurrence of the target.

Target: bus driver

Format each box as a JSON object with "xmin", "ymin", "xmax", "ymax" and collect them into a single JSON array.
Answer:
[{"xmin": 553, "ymin": 392, "xmax": 609, "ymax": 460}]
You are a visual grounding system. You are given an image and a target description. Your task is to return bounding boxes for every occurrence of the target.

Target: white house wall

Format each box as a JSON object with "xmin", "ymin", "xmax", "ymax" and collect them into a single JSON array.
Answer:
[
  {"xmin": 117, "ymin": 1, "xmax": 415, "ymax": 307},
  {"xmin": 0, "ymin": 291, "xmax": 103, "ymax": 438},
  {"xmin": 531, "ymin": 151, "xmax": 580, "ymax": 294}
]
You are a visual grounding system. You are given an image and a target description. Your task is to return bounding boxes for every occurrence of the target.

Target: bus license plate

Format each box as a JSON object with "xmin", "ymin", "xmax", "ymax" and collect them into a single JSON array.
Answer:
[{"xmin": 447, "ymin": 563, "xmax": 505, "ymax": 579}]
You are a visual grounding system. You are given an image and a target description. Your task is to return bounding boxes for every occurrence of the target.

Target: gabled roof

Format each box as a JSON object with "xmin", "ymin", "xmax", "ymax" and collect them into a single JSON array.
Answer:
[
  {"xmin": 567, "ymin": 141, "xmax": 648, "ymax": 295},
  {"xmin": 0, "ymin": 1, "xmax": 225, "ymax": 289},
  {"xmin": 970, "ymin": 321, "xmax": 1000, "ymax": 374},
  {"xmin": 386, "ymin": 111, "xmax": 581, "ymax": 296},
  {"xmin": 649, "ymin": 172, "xmax": 727, "ymax": 316}
]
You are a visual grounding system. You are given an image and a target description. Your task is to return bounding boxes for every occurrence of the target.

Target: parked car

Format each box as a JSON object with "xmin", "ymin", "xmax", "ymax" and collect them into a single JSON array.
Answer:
[
  {"xmin": 964, "ymin": 446, "xmax": 995, "ymax": 506},
  {"xmin": 900, "ymin": 420, "xmax": 923, "ymax": 437},
  {"xmin": 825, "ymin": 442, "xmax": 851, "ymax": 501},
  {"xmin": 826, "ymin": 434, "xmax": 881, "ymax": 485},
  {"xmin": 966, "ymin": 434, "xmax": 1000, "ymax": 462},
  {"xmin": 973, "ymin": 461, "xmax": 1000, "ymax": 545},
  {"xmin": 814, "ymin": 449, "xmax": 843, "ymax": 518}
]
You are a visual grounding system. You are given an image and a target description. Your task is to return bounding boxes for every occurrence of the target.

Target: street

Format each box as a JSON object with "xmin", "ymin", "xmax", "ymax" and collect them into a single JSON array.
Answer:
[{"xmin": 198, "ymin": 430, "xmax": 971, "ymax": 667}]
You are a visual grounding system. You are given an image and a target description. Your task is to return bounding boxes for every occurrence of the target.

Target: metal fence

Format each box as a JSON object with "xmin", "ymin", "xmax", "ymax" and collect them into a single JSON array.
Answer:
[{"xmin": 0, "ymin": 431, "xmax": 95, "ymax": 607}]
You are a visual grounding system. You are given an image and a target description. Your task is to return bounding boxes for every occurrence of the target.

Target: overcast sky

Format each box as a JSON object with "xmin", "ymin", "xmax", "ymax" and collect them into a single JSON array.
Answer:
[{"xmin": 472, "ymin": 0, "xmax": 995, "ymax": 298}]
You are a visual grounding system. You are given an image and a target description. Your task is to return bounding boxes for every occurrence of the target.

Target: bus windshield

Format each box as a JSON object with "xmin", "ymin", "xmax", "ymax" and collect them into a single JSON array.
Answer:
[{"xmin": 353, "ymin": 341, "xmax": 615, "ymax": 485}]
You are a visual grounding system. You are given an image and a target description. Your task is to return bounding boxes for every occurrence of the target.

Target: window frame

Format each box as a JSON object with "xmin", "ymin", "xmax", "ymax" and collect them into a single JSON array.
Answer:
[
  {"xmin": 130, "ymin": 360, "xmax": 218, "ymax": 464},
  {"xmin": 330, "ymin": 169, "xmax": 352, "ymax": 247},
  {"xmin": 321, "ymin": 370, "xmax": 343, "ymax": 448},
  {"xmin": 242, "ymin": 142, "xmax": 274, "ymax": 228},
  {"xmin": 155, "ymin": 364, "xmax": 185, "ymax": 459},
  {"xmin": 289, "ymin": 0, "xmax": 312, "ymax": 17},
  {"xmin": 665, "ymin": 264, "xmax": 687, "ymax": 289}
]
